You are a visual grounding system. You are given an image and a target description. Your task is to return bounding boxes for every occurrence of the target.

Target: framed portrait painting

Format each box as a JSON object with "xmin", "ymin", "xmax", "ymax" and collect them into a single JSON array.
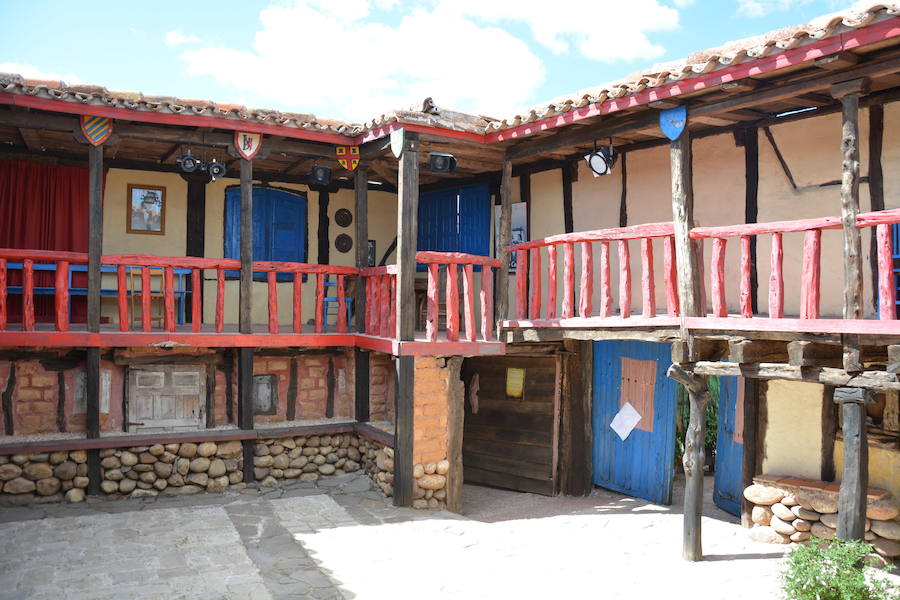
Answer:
[{"xmin": 127, "ymin": 184, "xmax": 166, "ymax": 235}]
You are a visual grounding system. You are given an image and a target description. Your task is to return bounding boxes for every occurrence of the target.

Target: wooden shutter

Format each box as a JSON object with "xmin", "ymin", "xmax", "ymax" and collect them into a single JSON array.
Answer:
[{"xmin": 128, "ymin": 365, "xmax": 205, "ymax": 432}]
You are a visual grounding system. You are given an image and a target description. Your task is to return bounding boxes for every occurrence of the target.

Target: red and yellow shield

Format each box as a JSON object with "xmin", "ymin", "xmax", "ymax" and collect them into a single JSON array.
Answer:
[
  {"xmin": 80, "ymin": 115, "xmax": 112, "ymax": 146},
  {"xmin": 335, "ymin": 146, "xmax": 360, "ymax": 171}
]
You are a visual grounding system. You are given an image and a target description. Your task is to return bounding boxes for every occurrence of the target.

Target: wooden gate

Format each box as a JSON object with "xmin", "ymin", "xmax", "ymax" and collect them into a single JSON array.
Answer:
[{"xmin": 592, "ymin": 341, "xmax": 677, "ymax": 505}]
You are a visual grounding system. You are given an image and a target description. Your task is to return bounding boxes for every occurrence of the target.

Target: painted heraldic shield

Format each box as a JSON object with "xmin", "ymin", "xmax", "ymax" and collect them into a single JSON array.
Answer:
[
  {"xmin": 234, "ymin": 131, "xmax": 263, "ymax": 160},
  {"xmin": 659, "ymin": 106, "xmax": 687, "ymax": 141},
  {"xmin": 80, "ymin": 115, "xmax": 112, "ymax": 146},
  {"xmin": 336, "ymin": 146, "xmax": 360, "ymax": 170}
]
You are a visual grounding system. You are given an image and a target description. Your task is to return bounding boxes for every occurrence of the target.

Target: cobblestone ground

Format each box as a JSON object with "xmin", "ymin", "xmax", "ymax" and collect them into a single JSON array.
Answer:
[{"xmin": 1, "ymin": 474, "xmax": 896, "ymax": 599}]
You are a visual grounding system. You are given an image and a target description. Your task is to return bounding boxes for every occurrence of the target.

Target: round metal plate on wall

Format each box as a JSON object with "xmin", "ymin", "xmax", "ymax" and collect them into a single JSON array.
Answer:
[
  {"xmin": 334, "ymin": 208, "xmax": 353, "ymax": 228},
  {"xmin": 335, "ymin": 233, "xmax": 353, "ymax": 253}
]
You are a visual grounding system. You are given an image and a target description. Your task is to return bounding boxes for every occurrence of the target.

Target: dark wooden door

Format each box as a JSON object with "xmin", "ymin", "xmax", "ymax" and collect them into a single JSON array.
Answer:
[{"xmin": 462, "ymin": 356, "xmax": 559, "ymax": 495}]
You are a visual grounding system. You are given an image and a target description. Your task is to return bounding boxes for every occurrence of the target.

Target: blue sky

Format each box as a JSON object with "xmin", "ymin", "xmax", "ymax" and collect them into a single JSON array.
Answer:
[{"xmin": 2, "ymin": 0, "xmax": 851, "ymax": 122}]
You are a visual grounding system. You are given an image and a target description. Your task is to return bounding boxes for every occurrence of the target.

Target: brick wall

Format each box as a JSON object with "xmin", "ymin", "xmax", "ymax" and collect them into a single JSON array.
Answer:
[
  {"xmin": 413, "ymin": 356, "xmax": 451, "ymax": 465},
  {"xmin": 369, "ymin": 353, "xmax": 396, "ymax": 424}
]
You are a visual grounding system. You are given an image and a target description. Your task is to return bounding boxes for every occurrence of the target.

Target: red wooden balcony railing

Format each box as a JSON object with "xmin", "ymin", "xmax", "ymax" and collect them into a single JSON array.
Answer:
[
  {"xmin": 360, "ymin": 265, "xmax": 397, "ymax": 338},
  {"xmin": 689, "ymin": 207, "xmax": 900, "ymax": 332},
  {"xmin": 506, "ymin": 223, "xmax": 679, "ymax": 325},
  {"xmin": 418, "ymin": 251, "xmax": 502, "ymax": 342},
  {"xmin": 0, "ymin": 249, "xmax": 89, "ymax": 332}
]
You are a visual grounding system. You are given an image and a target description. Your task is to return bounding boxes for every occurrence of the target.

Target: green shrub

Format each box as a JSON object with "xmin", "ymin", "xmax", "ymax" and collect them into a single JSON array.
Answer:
[{"xmin": 780, "ymin": 537, "xmax": 899, "ymax": 600}]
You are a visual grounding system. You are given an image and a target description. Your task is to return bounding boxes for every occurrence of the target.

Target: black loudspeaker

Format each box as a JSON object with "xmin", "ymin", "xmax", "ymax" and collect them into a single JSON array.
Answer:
[
  {"xmin": 309, "ymin": 165, "xmax": 332, "ymax": 186},
  {"xmin": 207, "ymin": 160, "xmax": 227, "ymax": 181},
  {"xmin": 427, "ymin": 152, "xmax": 457, "ymax": 173}
]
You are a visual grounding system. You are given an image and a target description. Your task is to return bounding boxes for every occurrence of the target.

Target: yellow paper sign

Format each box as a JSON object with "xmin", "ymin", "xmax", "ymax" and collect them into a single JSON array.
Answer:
[{"xmin": 506, "ymin": 368, "xmax": 525, "ymax": 398}]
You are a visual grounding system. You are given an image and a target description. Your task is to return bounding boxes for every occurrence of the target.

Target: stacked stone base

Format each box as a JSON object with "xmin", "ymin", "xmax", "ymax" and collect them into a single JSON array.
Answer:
[
  {"xmin": 0, "ymin": 433, "xmax": 372, "ymax": 505},
  {"xmin": 357, "ymin": 439, "xmax": 449, "ymax": 509},
  {"xmin": 745, "ymin": 477, "xmax": 900, "ymax": 561}
]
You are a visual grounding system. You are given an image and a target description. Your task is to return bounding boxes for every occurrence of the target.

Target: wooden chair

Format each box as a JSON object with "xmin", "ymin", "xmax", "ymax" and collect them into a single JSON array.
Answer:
[{"xmin": 129, "ymin": 266, "xmax": 164, "ymax": 329}]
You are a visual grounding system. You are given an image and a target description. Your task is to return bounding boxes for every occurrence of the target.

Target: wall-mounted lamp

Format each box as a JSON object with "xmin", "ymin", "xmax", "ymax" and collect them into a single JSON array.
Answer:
[
  {"xmin": 427, "ymin": 152, "xmax": 457, "ymax": 174},
  {"xmin": 584, "ymin": 143, "xmax": 616, "ymax": 177},
  {"xmin": 309, "ymin": 164, "xmax": 332, "ymax": 186}
]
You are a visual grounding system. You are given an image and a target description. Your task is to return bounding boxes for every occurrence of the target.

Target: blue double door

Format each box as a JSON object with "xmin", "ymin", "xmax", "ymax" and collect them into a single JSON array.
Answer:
[{"xmin": 591, "ymin": 340, "xmax": 744, "ymax": 513}]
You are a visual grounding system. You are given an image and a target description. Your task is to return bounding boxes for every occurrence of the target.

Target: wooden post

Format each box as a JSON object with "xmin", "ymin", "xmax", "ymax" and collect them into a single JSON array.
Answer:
[
  {"xmin": 394, "ymin": 131, "xmax": 419, "ymax": 507},
  {"xmin": 868, "ymin": 105, "xmax": 885, "ymax": 314},
  {"xmin": 831, "ymin": 79, "xmax": 868, "ymax": 372},
  {"xmin": 238, "ymin": 158, "xmax": 255, "ymax": 483},
  {"xmin": 239, "ymin": 158, "xmax": 253, "ymax": 335},
  {"xmin": 354, "ymin": 167, "xmax": 370, "ymax": 422},
  {"xmin": 834, "ymin": 387, "xmax": 869, "ymax": 540},
  {"xmin": 668, "ymin": 364, "xmax": 710, "ymax": 561},
  {"xmin": 671, "ymin": 130, "xmax": 701, "ymax": 320},
  {"xmin": 670, "ymin": 127, "xmax": 707, "ymax": 561},
  {"xmin": 740, "ymin": 378, "xmax": 759, "ymax": 528},
  {"xmin": 496, "ymin": 159, "xmax": 512, "ymax": 327},
  {"xmin": 86, "ymin": 144, "xmax": 103, "ymax": 495}
]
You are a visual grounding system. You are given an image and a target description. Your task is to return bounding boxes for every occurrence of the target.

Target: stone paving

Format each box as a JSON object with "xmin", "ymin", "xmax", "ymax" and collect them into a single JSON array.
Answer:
[{"xmin": 0, "ymin": 474, "xmax": 897, "ymax": 599}]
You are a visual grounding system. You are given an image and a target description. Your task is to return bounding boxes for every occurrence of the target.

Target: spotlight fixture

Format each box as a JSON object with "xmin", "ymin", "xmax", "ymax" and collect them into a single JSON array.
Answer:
[
  {"xmin": 206, "ymin": 159, "xmax": 227, "ymax": 181},
  {"xmin": 176, "ymin": 149, "xmax": 200, "ymax": 173},
  {"xmin": 584, "ymin": 143, "xmax": 616, "ymax": 177},
  {"xmin": 427, "ymin": 152, "xmax": 457, "ymax": 174},
  {"xmin": 309, "ymin": 164, "xmax": 332, "ymax": 186}
]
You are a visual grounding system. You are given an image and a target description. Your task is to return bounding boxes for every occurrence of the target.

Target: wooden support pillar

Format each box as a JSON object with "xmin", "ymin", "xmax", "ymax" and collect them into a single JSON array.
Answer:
[
  {"xmin": 834, "ymin": 387, "xmax": 870, "ymax": 540},
  {"xmin": 670, "ymin": 125, "xmax": 707, "ymax": 561},
  {"xmin": 86, "ymin": 144, "xmax": 103, "ymax": 495},
  {"xmin": 831, "ymin": 79, "xmax": 868, "ymax": 372},
  {"xmin": 740, "ymin": 378, "xmax": 759, "ymax": 528},
  {"xmin": 394, "ymin": 131, "xmax": 419, "ymax": 507},
  {"xmin": 238, "ymin": 158, "xmax": 255, "ymax": 483},
  {"xmin": 670, "ymin": 130, "xmax": 701, "ymax": 320},
  {"xmin": 354, "ymin": 166, "xmax": 370, "ymax": 422},
  {"xmin": 185, "ymin": 174, "xmax": 208, "ymax": 323},
  {"xmin": 668, "ymin": 365, "xmax": 710, "ymax": 561},
  {"xmin": 496, "ymin": 159, "xmax": 512, "ymax": 327}
]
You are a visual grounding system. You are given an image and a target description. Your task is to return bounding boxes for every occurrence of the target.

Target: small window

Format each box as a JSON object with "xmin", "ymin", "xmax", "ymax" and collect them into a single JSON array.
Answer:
[
  {"xmin": 74, "ymin": 370, "xmax": 111, "ymax": 414},
  {"xmin": 127, "ymin": 365, "xmax": 205, "ymax": 432},
  {"xmin": 253, "ymin": 375, "xmax": 278, "ymax": 415}
]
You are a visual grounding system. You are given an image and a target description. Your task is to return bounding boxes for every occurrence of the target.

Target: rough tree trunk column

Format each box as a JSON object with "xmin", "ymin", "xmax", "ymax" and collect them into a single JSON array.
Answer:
[
  {"xmin": 238, "ymin": 157, "xmax": 255, "ymax": 484},
  {"xmin": 496, "ymin": 158, "xmax": 512, "ymax": 331},
  {"xmin": 669, "ymin": 124, "xmax": 707, "ymax": 561},
  {"xmin": 831, "ymin": 78, "xmax": 869, "ymax": 372},
  {"xmin": 86, "ymin": 143, "xmax": 104, "ymax": 495}
]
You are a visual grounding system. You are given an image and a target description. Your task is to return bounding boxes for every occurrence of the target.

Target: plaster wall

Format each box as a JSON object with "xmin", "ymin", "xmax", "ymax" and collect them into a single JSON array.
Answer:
[
  {"xmin": 834, "ymin": 439, "xmax": 900, "ymax": 499},
  {"xmin": 762, "ymin": 380, "xmax": 824, "ymax": 480}
]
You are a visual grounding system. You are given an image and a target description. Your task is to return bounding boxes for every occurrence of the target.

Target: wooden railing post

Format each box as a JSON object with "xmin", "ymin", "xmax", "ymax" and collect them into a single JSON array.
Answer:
[
  {"xmin": 191, "ymin": 268, "xmax": 201, "ymax": 333},
  {"xmin": 22, "ymin": 259, "xmax": 34, "ymax": 331},
  {"xmin": 446, "ymin": 264, "xmax": 460, "ymax": 341},
  {"xmin": 462, "ymin": 264, "xmax": 476, "ymax": 342},
  {"xmin": 617, "ymin": 241, "xmax": 630, "ymax": 319},
  {"xmin": 55, "ymin": 260, "xmax": 70, "ymax": 332},
  {"xmin": 580, "ymin": 242, "xmax": 593, "ymax": 318},
  {"xmin": 769, "ymin": 232, "xmax": 784, "ymax": 318},
  {"xmin": 426, "ymin": 263, "xmax": 439, "ymax": 342},
  {"xmin": 562, "ymin": 243, "xmax": 575, "ymax": 319},
  {"xmin": 529, "ymin": 248, "xmax": 541, "ymax": 319},
  {"xmin": 599, "ymin": 241, "xmax": 612, "ymax": 318},
  {"xmin": 0, "ymin": 258, "xmax": 6, "ymax": 330},
  {"xmin": 711, "ymin": 238, "xmax": 727, "ymax": 318},
  {"xmin": 267, "ymin": 271, "xmax": 278, "ymax": 334},
  {"xmin": 164, "ymin": 266, "xmax": 176, "ymax": 332},
  {"xmin": 515, "ymin": 249, "xmax": 528, "ymax": 320},
  {"xmin": 216, "ymin": 268, "xmax": 225, "ymax": 333},
  {"xmin": 740, "ymin": 236, "xmax": 753, "ymax": 318},
  {"xmin": 315, "ymin": 273, "xmax": 325, "ymax": 334},
  {"xmin": 480, "ymin": 265, "xmax": 493, "ymax": 341},
  {"xmin": 663, "ymin": 235, "xmax": 679, "ymax": 317},
  {"xmin": 547, "ymin": 245, "xmax": 558, "ymax": 320},
  {"xmin": 800, "ymin": 229, "xmax": 822, "ymax": 319},
  {"xmin": 640, "ymin": 238, "xmax": 654, "ymax": 318},
  {"xmin": 876, "ymin": 224, "xmax": 895, "ymax": 319}
]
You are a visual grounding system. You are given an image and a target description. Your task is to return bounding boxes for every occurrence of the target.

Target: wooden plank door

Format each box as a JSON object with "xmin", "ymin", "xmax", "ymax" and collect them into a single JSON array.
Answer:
[
  {"xmin": 592, "ymin": 341, "xmax": 677, "ymax": 505},
  {"xmin": 713, "ymin": 375, "xmax": 745, "ymax": 517}
]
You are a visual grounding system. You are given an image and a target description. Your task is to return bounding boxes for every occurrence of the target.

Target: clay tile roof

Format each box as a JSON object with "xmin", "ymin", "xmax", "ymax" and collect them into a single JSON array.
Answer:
[{"xmin": 0, "ymin": 2, "xmax": 897, "ymax": 139}]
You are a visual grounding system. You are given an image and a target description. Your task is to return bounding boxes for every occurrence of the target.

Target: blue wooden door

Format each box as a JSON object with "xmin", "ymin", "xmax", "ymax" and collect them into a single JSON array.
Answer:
[
  {"xmin": 713, "ymin": 375, "xmax": 744, "ymax": 517},
  {"xmin": 592, "ymin": 341, "xmax": 677, "ymax": 505}
]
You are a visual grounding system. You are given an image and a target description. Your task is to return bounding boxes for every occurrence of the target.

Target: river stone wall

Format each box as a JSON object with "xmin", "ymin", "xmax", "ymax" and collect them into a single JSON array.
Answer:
[{"xmin": 745, "ymin": 478, "xmax": 900, "ymax": 562}]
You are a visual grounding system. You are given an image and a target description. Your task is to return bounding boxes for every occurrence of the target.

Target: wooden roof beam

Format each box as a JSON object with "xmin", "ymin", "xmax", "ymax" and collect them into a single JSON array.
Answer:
[
  {"xmin": 815, "ymin": 51, "xmax": 860, "ymax": 71},
  {"xmin": 17, "ymin": 127, "xmax": 42, "ymax": 151}
]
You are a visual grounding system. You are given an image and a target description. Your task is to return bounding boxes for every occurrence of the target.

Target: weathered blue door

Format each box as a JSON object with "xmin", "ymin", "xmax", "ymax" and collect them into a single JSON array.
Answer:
[
  {"xmin": 713, "ymin": 375, "xmax": 745, "ymax": 517},
  {"xmin": 592, "ymin": 341, "xmax": 677, "ymax": 505}
]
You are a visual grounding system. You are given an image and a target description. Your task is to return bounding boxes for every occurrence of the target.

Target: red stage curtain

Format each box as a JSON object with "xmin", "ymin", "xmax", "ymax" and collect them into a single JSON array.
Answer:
[{"xmin": 0, "ymin": 160, "xmax": 90, "ymax": 322}]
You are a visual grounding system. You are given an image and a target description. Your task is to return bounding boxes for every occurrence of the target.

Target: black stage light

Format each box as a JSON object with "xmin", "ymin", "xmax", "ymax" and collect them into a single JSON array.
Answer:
[
  {"xmin": 427, "ymin": 152, "xmax": 457, "ymax": 174},
  {"xmin": 309, "ymin": 164, "xmax": 332, "ymax": 186}
]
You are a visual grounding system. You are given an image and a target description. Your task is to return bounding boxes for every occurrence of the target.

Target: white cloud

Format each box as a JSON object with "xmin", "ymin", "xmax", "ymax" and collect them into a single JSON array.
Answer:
[
  {"xmin": 672, "ymin": 0, "xmax": 695, "ymax": 7},
  {"xmin": 450, "ymin": 0, "xmax": 680, "ymax": 62},
  {"xmin": 736, "ymin": 0, "xmax": 811, "ymax": 18},
  {"xmin": 0, "ymin": 62, "xmax": 82, "ymax": 84},
  {"xmin": 176, "ymin": 0, "xmax": 686, "ymax": 121},
  {"xmin": 165, "ymin": 30, "xmax": 200, "ymax": 47}
]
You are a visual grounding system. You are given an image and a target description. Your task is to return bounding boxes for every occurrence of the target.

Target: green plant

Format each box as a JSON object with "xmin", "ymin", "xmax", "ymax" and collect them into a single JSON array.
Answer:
[{"xmin": 780, "ymin": 537, "xmax": 900, "ymax": 600}]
